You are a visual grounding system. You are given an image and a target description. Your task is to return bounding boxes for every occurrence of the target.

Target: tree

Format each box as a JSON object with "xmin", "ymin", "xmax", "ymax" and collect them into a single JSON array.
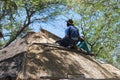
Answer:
[
  {"xmin": 65, "ymin": 0, "xmax": 120, "ymax": 64},
  {"xmin": 0, "ymin": 0, "xmax": 64, "ymax": 48}
]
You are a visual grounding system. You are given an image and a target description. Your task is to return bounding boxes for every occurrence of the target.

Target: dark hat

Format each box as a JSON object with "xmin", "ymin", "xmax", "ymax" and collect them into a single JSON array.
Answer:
[{"xmin": 66, "ymin": 19, "xmax": 73, "ymax": 24}]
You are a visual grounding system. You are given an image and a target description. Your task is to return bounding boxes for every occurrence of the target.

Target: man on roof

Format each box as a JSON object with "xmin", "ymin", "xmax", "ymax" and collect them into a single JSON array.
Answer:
[
  {"xmin": 56, "ymin": 19, "xmax": 94, "ymax": 55},
  {"xmin": 56, "ymin": 19, "xmax": 81, "ymax": 48}
]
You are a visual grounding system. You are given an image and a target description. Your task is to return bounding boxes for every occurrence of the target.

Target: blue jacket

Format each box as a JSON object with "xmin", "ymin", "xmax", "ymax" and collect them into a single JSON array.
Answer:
[{"xmin": 65, "ymin": 25, "xmax": 79, "ymax": 40}]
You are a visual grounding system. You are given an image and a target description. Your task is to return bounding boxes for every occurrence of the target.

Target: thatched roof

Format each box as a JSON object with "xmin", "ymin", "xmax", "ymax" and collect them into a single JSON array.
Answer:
[{"xmin": 0, "ymin": 29, "xmax": 120, "ymax": 80}]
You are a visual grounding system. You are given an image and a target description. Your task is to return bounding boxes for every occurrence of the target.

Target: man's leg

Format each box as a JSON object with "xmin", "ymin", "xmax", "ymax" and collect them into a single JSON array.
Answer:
[
  {"xmin": 56, "ymin": 38, "xmax": 71, "ymax": 47},
  {"xmin": 77, "ymin": 41, "xmax": 90, "ymax": 53}
]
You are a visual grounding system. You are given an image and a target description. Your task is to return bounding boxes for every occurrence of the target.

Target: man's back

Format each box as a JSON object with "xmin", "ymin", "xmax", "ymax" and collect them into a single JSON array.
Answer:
[{"xmin": 65, "ymin": 26, "xmax": 79, "ymax": 40}]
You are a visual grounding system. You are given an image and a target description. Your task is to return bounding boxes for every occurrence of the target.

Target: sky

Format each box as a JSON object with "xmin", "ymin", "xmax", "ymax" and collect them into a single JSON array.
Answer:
[
  {"xmin": 1, "ymin": 5, "xmax": 83, "ymax": 41},
  {"xmin": 30, "ymin": 9, "xmax": 82, "ymax": 38}
]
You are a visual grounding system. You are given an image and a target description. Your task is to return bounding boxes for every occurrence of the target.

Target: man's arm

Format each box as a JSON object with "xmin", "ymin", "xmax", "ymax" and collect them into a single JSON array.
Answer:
[
  {"xmin": 78, "ymin": 36, "xmax": 84, "ymax": 42},
  {"xmin": 64, "ymin": 27, "xmax": 70, "ymax": 38}
]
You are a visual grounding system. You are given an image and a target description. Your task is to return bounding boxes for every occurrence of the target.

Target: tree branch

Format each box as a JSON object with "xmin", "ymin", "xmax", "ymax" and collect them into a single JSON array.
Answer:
[{"xmin": 4, "ymin": 6, "xmax": 35, "ymax": 47}]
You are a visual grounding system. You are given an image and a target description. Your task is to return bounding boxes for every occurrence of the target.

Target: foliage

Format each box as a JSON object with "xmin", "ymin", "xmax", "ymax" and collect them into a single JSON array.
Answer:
[
  {"xmin": 65, "ymin": 0, "xmax": 120, "ymax": 64},
  {"xmin": 0, "ymin": 0, "xmax": 64, "ymax": 48}
]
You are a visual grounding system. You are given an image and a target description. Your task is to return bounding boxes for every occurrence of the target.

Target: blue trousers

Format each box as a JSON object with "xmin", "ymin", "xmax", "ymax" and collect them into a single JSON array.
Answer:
[{"xmin": 56, "ymin": 37, "xmax": 78, "ymax": 47}]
